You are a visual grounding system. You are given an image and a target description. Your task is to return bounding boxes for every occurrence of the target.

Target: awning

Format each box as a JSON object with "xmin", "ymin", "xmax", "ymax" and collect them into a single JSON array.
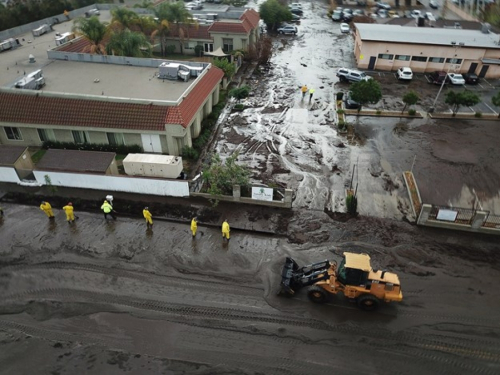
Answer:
[
  {"xmin": 204, "ymin": 47, "xmax": 229, "ymax": 57},
  {"xmin": 481, "ymin": 58, "xmax": 500, "ymax": 65}
]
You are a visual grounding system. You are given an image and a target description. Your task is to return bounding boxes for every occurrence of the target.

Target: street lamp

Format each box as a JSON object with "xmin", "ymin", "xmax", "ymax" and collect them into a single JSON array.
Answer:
[{"xmin": 428, "ymin": 41, "xmax": 465, "ymax": 113}]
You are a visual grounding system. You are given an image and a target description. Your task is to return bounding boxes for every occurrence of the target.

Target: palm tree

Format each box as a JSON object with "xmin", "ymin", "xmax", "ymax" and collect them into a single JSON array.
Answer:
[
  {"xmin": 106, "ymin": 29, "xmax": 152, "ymax": 57},
  {"xmin": 152, "ymin": 3, "xmax": 171, "ymax": 57},
  {"xmin": 72, "ymin": 16, "xmax": 109, "ymax": 55},
  {"xmin": 161, "ymin": 2, "xmax": 196, "ymax": 55},
  {"xmin": 109, "ymin": 7, "xmax": 140, "ymax": 32}
]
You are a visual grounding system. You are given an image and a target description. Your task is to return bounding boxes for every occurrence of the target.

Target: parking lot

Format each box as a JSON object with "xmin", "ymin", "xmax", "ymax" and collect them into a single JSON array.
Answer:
[{"xmin": 346, "ymin": 70, "xmax": 500, "ymax": 114}]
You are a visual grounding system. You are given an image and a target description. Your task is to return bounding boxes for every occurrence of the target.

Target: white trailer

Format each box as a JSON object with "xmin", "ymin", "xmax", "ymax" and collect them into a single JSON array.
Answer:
[
  {"xmin": 32, "ymin": 24, "xmax": 51, "ymax": 37},
  {"xmin": 55, "ymin": 32, "xmax": 75, "ymax": 46}
]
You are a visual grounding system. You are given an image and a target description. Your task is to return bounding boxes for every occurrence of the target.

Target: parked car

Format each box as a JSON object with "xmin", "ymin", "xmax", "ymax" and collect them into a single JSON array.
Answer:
[
  {"xmin": 429, "ymin": 71, "xmax": 447, "ymax": 85},
  {"xmin": 344, "ymin": 91, "xmax": 360, "ymax": 109},
  {"xmin": 410, "ymin": 10, "xmax": 422, "ymax": 18},
  {"xmin": 290, "ymin": 7, "xmax": 303, "ymax": 15},
  {"xmin": 291, "ymin": 14, "xmax": 301, "ymax": 22},
  {"xmin": 332, "ymin": 10, "xmax": 343, "ymax": 22},
  {"xmin": 277, "ymin": 25, "xmax": 298, "ymax": 35},
  {"xmin": 376, "ymin": 1, "xmax": 392, "ymax": 10},
  {"xmin": 378, "ymin": 9, "xmax": 388, "ymax": 18},
  {"xmin": 340, "ymin": 23, "xmax": 350, "ymax": 33},
  {"xmin": 447, "ymin": 73, "xmax": 466, "ymax": 85},
  {"xmin": 353, "ymin": 9, "xmax": 365, "ymax": 16},
  {"xmin": 342, "ymin": 13, "xmax": 353, "ymax": 22},
  {"xmin": 429, "ymin": 0, "xmax": 439, "ymax": 8},
  {"xmin": 463, "ymin": 73, "xmax": 479, "ymax": 84},
  {"xmin": 343, "ymin": 8, "xmax": 353, "ymax": 16},
  {"xmin": 396, "ymin": 67, "xmax": 413, "ymax": 81},
  {"xmin": 425, "ymin": 12, "xmax": 436, "ymax": 21},
  {"xmin": 337, "ymin": 68, "xmax": 372, "ymax": 83}
]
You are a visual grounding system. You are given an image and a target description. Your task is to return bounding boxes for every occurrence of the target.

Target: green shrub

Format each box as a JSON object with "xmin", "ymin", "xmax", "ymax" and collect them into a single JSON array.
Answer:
[
  {"xmin": 42, "ymin": 141, "xmax": 143, "ymax": 154},
  {"xmin": 182, "ymin": 146, "xmax": 199, "ymax": 161},
  {"xmin": 376, "ymin": 110, "xmax": 382, "ymax": 115},
  {"xmin": 194, "ymin": 45, "xmax": 204, "ymax": 57},
  {"xmin": 234, "ymin": 103, "xmax": 245, "ymax": 111},
  {"xmin": 337, "ymin": 109, "xmax": 345, "ymax": 114},
  {"xmin": 229, "ymin": 85, "xmax": 251, "ymax": 101},
  {"xmin": 166, "ymin": 45, "xmax": 176, "ymax": 54},
  {"xmin": 474, "ymin": 111, "xmax": 483, "ymax": 118},
  {"xmin": 338, "ymin": 120, "xmax": 347, "ymax": 131},
  {"xmin": 346, "ymin": 194, "xmax": 358, "ymax": 215},
  {"xmin": 408, "ymin": 109, "xmax": 416, "ymax": 116}
]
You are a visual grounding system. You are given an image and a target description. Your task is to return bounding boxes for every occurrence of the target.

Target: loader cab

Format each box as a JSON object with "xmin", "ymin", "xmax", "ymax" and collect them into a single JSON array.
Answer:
[{"xmin": 337, "ymin": 253, "xmax": 371, "ymax": 286}]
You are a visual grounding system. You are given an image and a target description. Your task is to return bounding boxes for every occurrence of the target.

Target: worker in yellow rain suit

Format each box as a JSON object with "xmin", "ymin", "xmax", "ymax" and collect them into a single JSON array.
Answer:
[
  {"xmin": 62, "ymin": 202, "xmax": 75, "ymax": 223},
  {"xmin": 101, "ymin": 200, "xmax": 116, "ymax": 220},
  {"xmin": 301, "ymin": 84, "xmax": 308, "ymax": 99},
  {"xmin": 143, "ymin": 207, "xmax": 153, "ymax": 229},
  {"xmin": 222, "ymin": 219, "xmax": 230, "ymax": 241},
  {"xmin": 40, "ymin": 201, "xmax": 54, "ymax": 219},
  {"xmin": 191, "ymin": 217, "xmax": 198, "ymax": 238}
]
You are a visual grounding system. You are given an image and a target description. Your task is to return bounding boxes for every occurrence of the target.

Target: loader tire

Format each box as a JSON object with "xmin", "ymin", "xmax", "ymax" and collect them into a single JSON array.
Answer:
[
  {"xmin": 307, "ymin": 286, "xmax": 329, "ymax": 304},
  {"xmin": 357, "ymin": 294, "xmax": 379, "ymax": 311}
]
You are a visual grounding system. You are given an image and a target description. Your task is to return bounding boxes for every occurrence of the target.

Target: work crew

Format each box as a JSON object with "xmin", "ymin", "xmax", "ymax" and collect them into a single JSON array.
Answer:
[
  {"xmin": 101, "ymin": 200, "xmax": 116, "ymax": 220},
  {"xmin": 62, "ymin": 202, "xmax": 75, "ymax": 223},
  {"xmin": 191, "ymin": 217, "xmax": 198, "ymax": 238},
  {"xmin": 301, "ymin": 85, "xmax": 308, "ymax": 99},
  {"xmin": 40, "ymin": 201, "xmax": 55, "ymax": 219},
  {"xmin": 222, "ymin": 219, "xmax": 230, "ymax": 241},
  {"xmin": 143, "ymin": 207, "xmax": 153, "ymax": 229}
]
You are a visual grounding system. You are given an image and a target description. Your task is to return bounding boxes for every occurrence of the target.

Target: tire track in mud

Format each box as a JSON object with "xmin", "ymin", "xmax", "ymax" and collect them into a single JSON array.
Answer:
[
  {"xmin": 3, "ymin": 287, "xmax": 500, "ymax": 369},
  {"xmin": 0, "ymin": 261, "xmax": 265, "ymax": 296}
]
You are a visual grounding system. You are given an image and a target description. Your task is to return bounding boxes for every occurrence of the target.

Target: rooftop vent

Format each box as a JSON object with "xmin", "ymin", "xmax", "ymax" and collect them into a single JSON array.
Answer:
[{"xmin": 481, "ymin": 23, "xmax": 491, "ymax": 34}]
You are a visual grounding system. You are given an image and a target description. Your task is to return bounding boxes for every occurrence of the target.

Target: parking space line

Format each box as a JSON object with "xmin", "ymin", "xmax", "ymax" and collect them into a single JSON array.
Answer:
[
  {"xmin": 482, "ymin": 78, "xmax": 495, "ymax": 88},
  {"xmin": 483, "ymin": 102, "xmax": 498, "ymax": 115}
]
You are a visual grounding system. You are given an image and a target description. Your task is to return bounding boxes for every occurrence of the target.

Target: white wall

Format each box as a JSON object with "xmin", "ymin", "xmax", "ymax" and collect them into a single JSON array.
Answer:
[
  {"xmin": 33, "ymin": 171, "xmax": 189, "ymax": 197},
  {"xmin": 0, "ymin": 167, "xmax": 20, "ymax": 183}
]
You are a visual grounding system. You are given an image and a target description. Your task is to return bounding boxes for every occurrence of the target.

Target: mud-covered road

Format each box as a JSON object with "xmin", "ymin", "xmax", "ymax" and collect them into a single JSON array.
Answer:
[{"xmin": 1, "ymin": 203, "xmax": 500, "ymax": 374}]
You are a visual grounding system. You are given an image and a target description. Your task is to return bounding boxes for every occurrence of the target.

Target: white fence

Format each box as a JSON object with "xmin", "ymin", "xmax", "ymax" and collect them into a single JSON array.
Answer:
[
  {"xmin": 33, "ymin": 171, "xmax": 189, "ymax": 197},
  {"xmin": 0, "ymin": 167, "xmax": 21, "ymax": 184}
]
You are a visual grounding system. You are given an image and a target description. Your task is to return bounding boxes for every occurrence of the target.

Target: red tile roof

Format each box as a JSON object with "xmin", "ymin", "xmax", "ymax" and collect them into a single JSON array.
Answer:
[
  {"xmin": 0, "ymin": 66, "xmax": 223, "ymax": 130},
  {"xmin": 240, "ymin": 9, "xmax": 260, "ymax": 29},
  {"xmin": 168, "ymin": 24, "xmax": 212, "ymax": 40},
  {"xmin": 165, "ymin": 66, "xmax": 223, "ymax": 127},
  {"xmin": 57, "ymin": 37, "xmax": 92, "ymax": 53},
  {"xmin": 0, "ymin": 91, "xmax": 169, "ymax": 131},
  {"xmin": 209, "ymin": 21, "xmax": 250, "ymax": 34}
]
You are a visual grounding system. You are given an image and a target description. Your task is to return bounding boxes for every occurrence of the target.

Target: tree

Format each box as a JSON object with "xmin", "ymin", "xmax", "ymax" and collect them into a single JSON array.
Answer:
[
  {"xmin": 213, "ymin": 58, "xmax": 236, "ymax": 79},
  {"xmin": 259, "ymin": 0, "xmax": 292, "ymax": 32},
  {"xmin": 109, "ymin": 7, "xmax": 139, "ymax": 32},
  {"xmin": 106, "ymin": 29, "xmax": 152, "ymax": 57},
  {"xmin": 203, "ymin": 152, "xmax": 251, "ymax": 206},
  {"xmin": 72, "ymin": 16, "xmax": 109, "ymax": 55},
  {"xmin": 229, "ymin": 86, "xmax": 251, "ymax": 101},
  {"xmin": 133, "ymin": 0, "xmax": 154, "ymax": 8},
  {"xmin": 402, "ymin": 90, "xmax": 419, "ymax": 114},
  {"xmin": 492, "ymin": 91, "xmax": 500, "ymax": 118},
  {"xmin": 152, "ymin": 4, "xmax": 171, "ymax": 57},
  {"xmin": 160, "ymin": 2, "xmax": 196, "ymax": 55},
  {"xmin": 444, "ymin": 90, "xmax": 481, "ymax": 116},
  {"xmin": 350, "ymin": 79, "xmax": 382, "ymax": 113}
]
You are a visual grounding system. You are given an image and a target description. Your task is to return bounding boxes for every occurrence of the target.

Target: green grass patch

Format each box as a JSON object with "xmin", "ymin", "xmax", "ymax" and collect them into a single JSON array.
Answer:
[{"xmin": 31, "ymin": 149, "xmax": 46, "ymax": 164}]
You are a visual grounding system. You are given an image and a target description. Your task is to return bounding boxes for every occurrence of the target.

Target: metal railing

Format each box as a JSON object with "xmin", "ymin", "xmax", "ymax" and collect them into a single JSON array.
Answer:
[
  {"xmin": 428, "ymin": 205, "xmax": 476, "ymax": 225},
  {"xmin": 483, "ymin": 213, "xmax": 500, "ymax": 228}
]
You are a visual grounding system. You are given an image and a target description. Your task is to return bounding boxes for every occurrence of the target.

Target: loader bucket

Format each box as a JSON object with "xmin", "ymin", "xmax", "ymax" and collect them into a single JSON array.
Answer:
[{"xmin": 280, "ymin": 257, "xmax": 300, "ymax": 295}]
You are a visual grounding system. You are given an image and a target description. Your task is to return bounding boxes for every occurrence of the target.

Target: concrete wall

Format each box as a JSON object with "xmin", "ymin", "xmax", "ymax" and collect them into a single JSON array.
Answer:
[
  {"xmin": 33, "ymin": 170, "xmax": 190, "ymax": 197},
  {"xmin": 0, "ymin": 167, "xmax": 21, "ymax": 184}
]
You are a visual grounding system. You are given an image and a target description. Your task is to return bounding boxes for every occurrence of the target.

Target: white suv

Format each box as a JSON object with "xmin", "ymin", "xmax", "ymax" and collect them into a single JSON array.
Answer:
[
  {"xmin": 337, "ymin": 68, "xmax": 372, "ymax": 83},
  {"xmin": 396, "ymin": 67, "xmax": 413, "ymax": 80},
  {"xmin": 277, "ymin": 25, "xmax": 298, "ymax": 35}
]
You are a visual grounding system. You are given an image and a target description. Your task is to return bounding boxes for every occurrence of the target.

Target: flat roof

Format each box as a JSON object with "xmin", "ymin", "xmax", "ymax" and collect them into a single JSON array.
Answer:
[
  {"xmin": 355, "ymin": 23, "xmax": 500, "ymax": 49},
  {"xmin": 36, "ymin": 149, "xmax": 115, "ymax": 173},
  {"xmin": 344, "ymin": 252, "xmax": 372, "ymax": 272},
  {"xmin": 35, "ymin": 60, "xmax": 191, "ymax": 101},
  {"xmin": 0, "ymin": 145, "xmax": 28, "ymax": 165}
]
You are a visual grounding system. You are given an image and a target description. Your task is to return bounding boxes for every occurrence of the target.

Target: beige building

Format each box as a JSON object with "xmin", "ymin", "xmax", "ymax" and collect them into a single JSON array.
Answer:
[{"xmin": 354, "ymin": 23, "xmax": 500, "ymax": 78}]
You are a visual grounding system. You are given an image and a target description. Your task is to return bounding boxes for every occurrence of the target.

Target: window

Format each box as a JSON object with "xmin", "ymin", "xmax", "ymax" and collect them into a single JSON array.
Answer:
[
  {"xmin": 37, "ymin": 129, "xmax": 55, "ymax": 142},
  {"xmin": 107, "ymin": 132, "xmax": 125, "ymax": 146},
  {"xmin": 184, "ymin": 41, "xmax": 197, "ymax": 50},
  {"xmin": 241, "ymin": 39, "xmax": 247, "ymax": 50},
  {"xmin": 377, "ymin": 54, "xmax": 394, "ymax": 60},
  {"xmin": 446, "ymin": 58, "xmax": 463, "ymax": 64},
  {"xmin": 411, "ymin": 56, "xmax": 428, "ymax": 62},
  {"xmin": 204, "ymin": 43, "xmax": 214, "ymax": 52},
  {"xmin": 222, "ymin": 38, "xmax": 233, "ymax": 53},
  {"xmin": 429, "ymin": 57, "xmax": 445, "ymax": 63},
  {"xmin": 72, "ymin": 130, "xmax": 89, "ymax": 144},
  {"xmin": 395, "ymin": 55, "xmax": 410, "ymax": 61},
  {"xmin": 4, "ymin": 127, "xmax": 22, "ymax": 140}
]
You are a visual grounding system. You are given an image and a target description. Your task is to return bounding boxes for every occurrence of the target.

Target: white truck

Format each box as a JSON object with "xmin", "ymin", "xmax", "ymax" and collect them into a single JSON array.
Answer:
[
  {"xmin": 32, "ymin": 24, "xmax": 51, "ymax": 37},
  {"xmin": 55, "ymin": 32, "xmax": 76, "ymax": 46}
]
